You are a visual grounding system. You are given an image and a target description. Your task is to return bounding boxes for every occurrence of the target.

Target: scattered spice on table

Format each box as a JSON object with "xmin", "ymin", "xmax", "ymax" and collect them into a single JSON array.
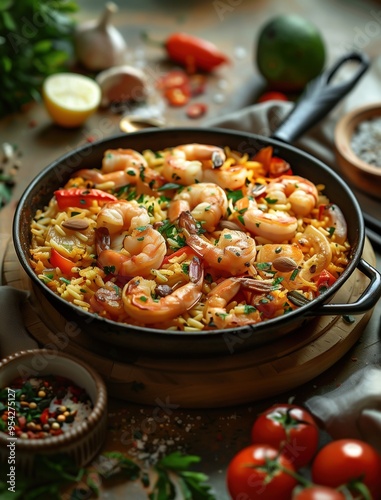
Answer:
[{"xmin": 0, "ymin": 374, "xmax": 93, "ymax": 439}]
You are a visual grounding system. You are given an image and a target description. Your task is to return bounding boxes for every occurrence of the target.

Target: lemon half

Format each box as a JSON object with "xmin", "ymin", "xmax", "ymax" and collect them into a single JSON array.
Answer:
[{"xmin": 42, "ymin": 73, "xmax": 101, "ymax": 128}]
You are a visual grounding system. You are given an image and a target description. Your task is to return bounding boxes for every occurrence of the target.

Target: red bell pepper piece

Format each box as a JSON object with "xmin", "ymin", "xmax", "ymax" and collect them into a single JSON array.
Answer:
[
  {"xmin": 315, "ymin": 269, "xmax": 337, "ymax": 294},
  {"xmin": 269, "ymin": 157, "xmax": 293, "ymax": 177},
  {"xmin": 54, "ymin": 188, "xmax": 117, "ymax": 210},
  {"xmin": 50, "ymin": 248, "xmax": 76, "ymax": 275},
  {"xmin": 162, "ymin": 246, "xmax": 196, "ymax": 265}
]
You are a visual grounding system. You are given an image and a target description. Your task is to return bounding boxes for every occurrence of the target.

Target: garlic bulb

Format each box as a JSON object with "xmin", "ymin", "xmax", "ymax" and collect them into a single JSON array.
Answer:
[
  {"xmin": 74, "ymin": 2, "xmax": 127, "ymax": 71},
  {"xmin": 96, "ymin": 65, "xmax": 147, "ymax": 107}
]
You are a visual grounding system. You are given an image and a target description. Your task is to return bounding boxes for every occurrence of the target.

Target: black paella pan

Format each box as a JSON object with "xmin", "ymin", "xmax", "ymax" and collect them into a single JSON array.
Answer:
[{"xmin": 13, "ymin": 52, "xmax": 381, "ymax": 356}]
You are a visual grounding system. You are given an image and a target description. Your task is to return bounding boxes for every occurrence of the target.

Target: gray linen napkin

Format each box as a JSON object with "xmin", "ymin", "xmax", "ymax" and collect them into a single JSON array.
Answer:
[{"xmin": 305, "ymin": 366, "xmax": 381, "ymax": 454}]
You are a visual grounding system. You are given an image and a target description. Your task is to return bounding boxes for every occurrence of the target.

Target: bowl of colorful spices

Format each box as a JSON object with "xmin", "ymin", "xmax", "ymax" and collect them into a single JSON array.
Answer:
[
  {"xmin": 0, "ymin": 349, "xmax": 108, "ymax": 475},
  {"xmin": 335, "ymin": 102, "xmax": 381, "ymax": 199}
]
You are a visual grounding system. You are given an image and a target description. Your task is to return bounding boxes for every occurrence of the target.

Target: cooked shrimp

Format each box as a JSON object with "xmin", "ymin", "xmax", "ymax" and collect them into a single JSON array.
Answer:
[
  {"xmin": 204, "ymin": 277, "xmax": 275, "ymax": 328},
  {"xmin": 96, "ymin": 200, "xmax": 166, "ymax": 277},
  {"xmin": 320, "ymin": 203, "xmax": 348, "ymax": 244},
  {"xmin": 101, "ymin": 148, "xmax": 147, "ymax": 172},
  {"xmin": 163, "ymin": 143, "xmax": 248, "ymax": 189},
  {"xmin": 97, "ymin": 200, "xmax": 150, "ymax": 234},
  {"xmin": 122, "ymin": 256, "xmax": 204, "ymax": 323},
  {"xmin": 97, "ymin": 225, "xmax": 166, "ymax": 277},
  {"xmin": 77, "ymin": 148, "xmax": 165, "ymax": 191},
  {"xmin": 297, "ymin": 225, "xmax": 332, "ymax": 281},
  {"xmin": 179, "ymin": 211, "xmax": 257, "ymax": 275},
  {"xmin": 233, "ymin": 197, "xmax": 298, "ymax": 243},
  {"xmin": 256, "ymin": 243, "xmax": 305, "ymax": 267},
  {"xmin": 168, "ymin": 183, "xmax": 228, "ymax": 232},
  {"xmin": 266, "ymin": 175, "xmax": 318, "ymax": 216}
]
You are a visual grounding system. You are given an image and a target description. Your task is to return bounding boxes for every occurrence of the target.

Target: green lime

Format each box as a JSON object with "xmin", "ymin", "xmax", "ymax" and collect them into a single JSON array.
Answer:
[{"xmin": 256, "ymin": 14, "xmax": 326, "ymax": 92}]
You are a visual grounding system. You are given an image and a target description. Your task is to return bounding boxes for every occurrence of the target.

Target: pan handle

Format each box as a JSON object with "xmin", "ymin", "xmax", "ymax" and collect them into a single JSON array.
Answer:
[
  {"xmin": 305, "ymin": 259, "xmax": 381, "ymax": 317},
  {"xmin": 271, "ymin": 51, "xmax": 370, "ymax": 144}
]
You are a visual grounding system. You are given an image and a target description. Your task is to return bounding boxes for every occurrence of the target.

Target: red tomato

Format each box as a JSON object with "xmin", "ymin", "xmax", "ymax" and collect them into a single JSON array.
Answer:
[
  {"xmin": 226, "ymin": 444, "xmax": 297, "ymax": 499},
  {"xmin": 251, "ymin": 404, "xmax": 319, "ymax": 469},
  {"xmin": 257, "ymin": 91, "xmax": 288, "ymax": 103},
  {"xmin": 311, "ymin": 439, "xmax": 381, "ymax": 499},
  {"xmin": 293, "ymin": 485, "xmax": 345, "ymax": 499}
]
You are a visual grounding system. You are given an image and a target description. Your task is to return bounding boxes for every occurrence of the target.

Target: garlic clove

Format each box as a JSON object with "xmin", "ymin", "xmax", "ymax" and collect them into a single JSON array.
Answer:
[
  {"xmin": 74, "ymin": 2, "xmax": 127, "ymax": 71},
  {"xmin": 96, "ymin": 65, "xmax": 147, "ymax": 107}
]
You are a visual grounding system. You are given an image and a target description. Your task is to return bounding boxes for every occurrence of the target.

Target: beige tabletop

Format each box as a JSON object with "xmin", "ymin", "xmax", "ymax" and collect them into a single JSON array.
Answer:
[{"xmin": 1, "ymin": 0, "xmax": 381, "ymax": 497}]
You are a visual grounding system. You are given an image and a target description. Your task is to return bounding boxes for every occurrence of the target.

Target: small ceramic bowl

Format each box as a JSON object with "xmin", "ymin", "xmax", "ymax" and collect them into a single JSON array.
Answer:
[
  {"xmin": 335, "ymin": 103, "xmax": 381, "ymax": 199},
  {"xmin": 0, "ymin": 349, "xmax": 108, "ymax": 476}
]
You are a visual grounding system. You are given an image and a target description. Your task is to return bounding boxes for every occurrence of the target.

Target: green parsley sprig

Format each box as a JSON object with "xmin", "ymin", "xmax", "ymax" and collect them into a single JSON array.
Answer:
[
  {"xmin": 0, "ymin": 0, "xmax": 78, "ymax": 117},
  {"xmin": 0, "ymin": 451, "xmax": 216, "ymax": 499}
]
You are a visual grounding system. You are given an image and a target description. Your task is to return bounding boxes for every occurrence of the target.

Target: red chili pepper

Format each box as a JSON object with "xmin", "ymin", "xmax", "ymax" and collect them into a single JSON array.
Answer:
[
  {"xmin": 186, "ymin": 102, "xmax": 208, "ymax": 119},
  {"xmin": 164, "ymin": 86, "xmax": 191, "ymax": 107},
  {"xmin": 50, "ymin": 248, "xmax": 76, "ymax": 275},
  {"xmin": 54, "ymin": 187, "xmax": 117, "ymax": 210},
  {"xmin": 143, "ymin": 32, "xmax": 229, "ymax": 73}
]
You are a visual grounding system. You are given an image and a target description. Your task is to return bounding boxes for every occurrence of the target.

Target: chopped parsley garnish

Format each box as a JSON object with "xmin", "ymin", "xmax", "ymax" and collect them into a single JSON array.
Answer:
[
  {"xmin": 244, "ymin": 304, "xmax": 256, "ymax": 314},
  {"xmin": 226, "ymin": 189, "xmax": 244, "ymax": 203},
  {"xmin": 59, "ymin": 277, "xmax": 71, "ymax": 285},
  {"xmin": 290, "ymin": 269, "xmax": 299, "ymax": 281},
  {"xmin": 104, "ymin": 265, "xmax": 116, "ymax": 275},
  {"xmin": 265, "ymin": 196, "xmax": 278, "ymax": 204}
]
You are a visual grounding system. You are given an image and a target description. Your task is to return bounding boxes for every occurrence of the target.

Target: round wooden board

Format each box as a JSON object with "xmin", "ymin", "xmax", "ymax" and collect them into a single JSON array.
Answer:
[{"xmin": 2, "ymin": 239, "xmax": 376, "ymax": 408}]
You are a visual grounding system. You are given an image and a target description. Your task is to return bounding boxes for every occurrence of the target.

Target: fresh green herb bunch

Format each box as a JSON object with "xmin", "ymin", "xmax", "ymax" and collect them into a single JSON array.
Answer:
[{"xmin": 0, "ymin": 0, "xmax": 78, "ymax": 117}]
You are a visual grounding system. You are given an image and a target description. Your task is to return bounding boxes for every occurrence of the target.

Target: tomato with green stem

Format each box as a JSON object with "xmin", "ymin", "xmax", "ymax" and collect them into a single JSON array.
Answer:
[
  {"xmin": 226, "ymin": 444, "xmax": 298, "ymax": 499},
  {"xmin": 311, "ymin": 439, "xmax": 381, "ymax": 500},
  {"xmin": 251, "ymin": 403, "xmax": 319, "ymax": 469}
]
